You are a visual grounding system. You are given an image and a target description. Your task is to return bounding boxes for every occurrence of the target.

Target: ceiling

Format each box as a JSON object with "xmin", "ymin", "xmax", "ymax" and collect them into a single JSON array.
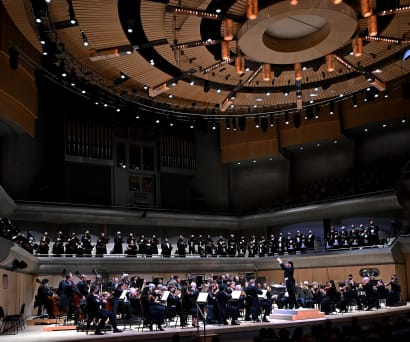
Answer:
[{"xmin": 4, "ymin": 0, "xmax": 410, "ymax": 120}]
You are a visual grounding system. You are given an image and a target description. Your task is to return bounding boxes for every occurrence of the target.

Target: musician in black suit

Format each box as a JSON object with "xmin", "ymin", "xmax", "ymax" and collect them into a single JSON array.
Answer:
[
  {"xmin": 161, "ymin": 238, "xmax": 173, "ymax": 257},
  {"xmin": 58, "ymin": 272, "xmax": 82, "ymax": 324},
  {"xmin": 35, "ymin": 278, "xmax": 54, "ymax": 317},
  {"xmin": 76, "ymin": 274, "xmax": 90, "ymax": 298},
  {"xmin": 111, "ymin": 231, "xmax": 123, "ymax": 254},
  {"xmin": 244, "ymin": 279, "xmax": 262, "ymax": 322},
  {"xmin": 95, "ymin": 232, "xmax": 109, "ymax": 257},
  {"xmin": 112, "ymin": 281, "xmax": 133, "ymax": 320},
  {"xmin": 277, "ymin": 258, "xmax": 298, "ymax": 309},
  {"xmin": 86, "ymin": 284, "xmax": 122, "ymax": 335},
  {"xmin": 215, "ymin": 284, "xmax": 240, "ymax": 325}
]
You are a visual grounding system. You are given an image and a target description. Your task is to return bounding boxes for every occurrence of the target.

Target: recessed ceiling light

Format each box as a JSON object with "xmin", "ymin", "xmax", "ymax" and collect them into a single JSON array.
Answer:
[
  {"xmin": 334, "ymin": 140, "xmax": 338, "ymax": 144},
  {"xmin": 216, "ymin": 9, "xmax": 221, "ymax": 13},
  {"xmin": 364, "ymin": 128, "xmax": 368, "ymax": 132},
  {"xmin": 299, "ymin": 146, "xmax": 304, "ymax": 150},
  {"xmin": 382, "ymin": 123, "xmax": 387, "ymax": 127},
  {"xmin": 401, "ymin": 119, "xmax": 406, "ymax": 123}
]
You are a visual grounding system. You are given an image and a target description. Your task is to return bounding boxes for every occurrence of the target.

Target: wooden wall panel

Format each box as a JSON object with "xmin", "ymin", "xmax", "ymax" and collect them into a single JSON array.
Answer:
[
  {"xmin": 342, "ymin": 90, "xmax": 405, "ymax": 129},
  {"xmin": 0, "ymin": 53, "xmax": 37, "ymax": 136},
  {"xmin": 280, "ymin": 119, "xmax": 341, "ymax": 148}
]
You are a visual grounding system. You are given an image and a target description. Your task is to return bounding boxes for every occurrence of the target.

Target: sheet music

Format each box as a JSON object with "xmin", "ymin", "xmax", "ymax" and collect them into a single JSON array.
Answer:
[
  {"xmin": 161, "ymin": 290, "xmax": 170, "ymax": 301},
  {"xmin": 231, "ymin": 290, "xmax": 241, "ymax": 300},
  {"xmin": 119, "ymin": 289, "xmax": 128, "ymax": 300},
  {"xmin": 197, "ymin": 292, "xmax": 208, "ymax": 303},
  {"xmin": 258, "ymin": 289, "xmax": 267, "ymax": 299}
]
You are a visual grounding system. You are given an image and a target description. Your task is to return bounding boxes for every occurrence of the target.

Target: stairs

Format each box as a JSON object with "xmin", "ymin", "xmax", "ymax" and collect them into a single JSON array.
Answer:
[{"xmin": 269, "ymin": 308, "xmax": 325, "ymax": 321}]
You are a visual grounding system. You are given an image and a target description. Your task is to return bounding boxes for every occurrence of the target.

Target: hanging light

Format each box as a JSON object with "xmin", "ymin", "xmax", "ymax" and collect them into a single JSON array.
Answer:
[
  {"xmin": 262, "ymin": 64, "xmax": 271, "ymax": 82},
  {"xmin": 247, "ymin": 0, "xmax": 258, "ymax": 20},
  {"xmin": 360, "ymin": 0, "xmax": 373, "ymax": 18},
  {"xmin": 235, "ymin": 55, "xmax": 245, "ymax": 74},
  {"xmin": 295, "ymin": 63, "xmax": 302, "ymax": 81},
  {"xmin": 352, "ymin": 37, "xmax": 363, "ymax": 57},
  {"xmin": 223, "ymin": 18, "xmax": 234, "ymax": 41},
  {"xmin": 221, "ymin": 40, "xmax": 230, "ymax": 61},
  {"xmin": 326, "ymin": 54, "xmax": 335, "ymax": 72},
  {"xmin": 81, "ymin": 31, "xmax": 89, "ymax": 47},
  {"xmin": 290, "ymin": 0, "xmax": 299, "ymax": 5},
  {"xmin": 367, "ymin": 15, "xmax": 377, "ymax": 36}
]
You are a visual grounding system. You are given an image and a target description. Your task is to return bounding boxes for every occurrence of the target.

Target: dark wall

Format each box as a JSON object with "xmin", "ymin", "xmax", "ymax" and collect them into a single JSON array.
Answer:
[
  {"xmin": 228, "ymin": 157, "xmax": 289, "ymax": 213},
  {"xmin": 355, "ymin": 127, "xmax": 410, "ymax": 165},
  {"xmin": 67, "ymin": 163, "xmax": 111, "ymax": 206},
  {"xmin": 291, "ymin": 141, "xmax": 354, "ymax": 187}
]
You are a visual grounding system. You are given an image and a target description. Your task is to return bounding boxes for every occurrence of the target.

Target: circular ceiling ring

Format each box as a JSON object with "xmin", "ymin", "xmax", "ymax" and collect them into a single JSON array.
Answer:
[{"xmin": 238, "ymin": 0, "xmax": 358, "ymax": 64}]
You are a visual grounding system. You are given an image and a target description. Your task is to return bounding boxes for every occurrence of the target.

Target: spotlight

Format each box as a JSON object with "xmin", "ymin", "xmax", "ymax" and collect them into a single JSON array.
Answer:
[
  {"xmin": 225, "ymin": 117, "xmax": 231, "ymax": 130},
  {"xmin": 238, "ymin": 116, "xmax": 246, "ymax": 131},
  {"xmin": 232, "ymin": 117, "xmax": 237, "ymax": 131},
  {"xmin": 81, "ymin": 31, "xmax": 89, "ymax": 47},
  {"xmin": 68, "ymin": 2, "xmax": 77, "ymax": 25},
  {"xmin": 269, "ymin": 114, "xmax": 274, "ymax": 127},
  {"xmin": 255, "ymin": 117, "xmax": 260, "ymax": 128},
  {"xmin": 352, "ymin": 94, "xmax": 358, "ymax": 108},
  {"xmin": 284, "ymin": 114, "xmax": 290, "ymax": 125},
  {"xmin": 261, "ymin": 117, "xmax": 268, "ymax": 132},
  {"xmin": 204, "ymin": 80, "xmax": 210, "ymax": 92},
  {"xmin": 293, "ymin": 113, "xmax": 301, "ymax": 128},
  {"xmin": 329, "ymin": 102, "xmax": 334, "ymax": 115}
]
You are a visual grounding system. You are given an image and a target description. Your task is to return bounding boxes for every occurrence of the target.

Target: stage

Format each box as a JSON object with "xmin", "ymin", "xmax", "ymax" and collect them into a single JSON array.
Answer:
[{"xmin": 2, "ymin": 304, "xmax": 410, "ymax": 342}]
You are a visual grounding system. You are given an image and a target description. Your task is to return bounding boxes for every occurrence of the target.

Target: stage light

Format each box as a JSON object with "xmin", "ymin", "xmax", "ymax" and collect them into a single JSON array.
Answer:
[
  {"xmin": 295, "ymin": 63, "xmax": 302, "ymax": 81},
  {"xmin": 352, "ymin": 37, "xmax": 363, "ymax": 57},
  {"xmin": 326, "ymin": 54, "xmax": 335, "ymax": 72},
  {"xmin": 368, "ymin": 15, "xmax": 378, "ymax": 36},
  {"xmin": 361, "ymin": 0, "xmax": 373, "ymax": 18},
  {"xmin": 223, "ymin": 18, "xmax": 234, "ymax": 41},
  {"xmin": 262, "ymin": 64, "xmax": 271, "ymax": 82},
  {"xmin": 81, "ymin": 31, "xmax": 89, "ymax": 47},
  {"xmin": 247, "ymin": 0, "xmax": 258, "ymax": 20},
  {"xmin": 235, "ymin": 55, "xmax": 245, "ymax": 74}
]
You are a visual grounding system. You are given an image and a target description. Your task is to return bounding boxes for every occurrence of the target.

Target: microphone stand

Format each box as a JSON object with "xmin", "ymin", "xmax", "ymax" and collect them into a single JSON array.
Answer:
[{"xmin": 196, "ymin": 302, "xmax": 206, "ymax": 342}]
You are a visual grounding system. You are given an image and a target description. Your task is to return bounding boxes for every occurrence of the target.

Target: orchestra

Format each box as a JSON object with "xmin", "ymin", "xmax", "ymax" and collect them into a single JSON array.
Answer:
[{"xmin": 32, "ymin": 270, "xmax": 404, "ymax": 334}]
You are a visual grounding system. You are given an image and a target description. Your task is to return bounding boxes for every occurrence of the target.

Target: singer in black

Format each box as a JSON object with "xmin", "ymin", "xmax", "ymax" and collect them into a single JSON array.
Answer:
[{"xmin": 277, "ymin": 258, "xmax": 298, "ymax": 309}]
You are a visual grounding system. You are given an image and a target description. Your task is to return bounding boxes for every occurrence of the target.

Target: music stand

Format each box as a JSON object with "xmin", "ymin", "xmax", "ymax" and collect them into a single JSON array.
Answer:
[
  {"xmin": 231, "ymin": 290, "xmax": 241, "ymax": 300},
  {"xmin": 196, "ymin": 292, "xmax": 208, "ymax": 303}
]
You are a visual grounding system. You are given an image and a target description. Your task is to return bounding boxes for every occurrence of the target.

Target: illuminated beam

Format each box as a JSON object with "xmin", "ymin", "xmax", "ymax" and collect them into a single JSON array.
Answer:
[
  {"xmin": 201, "ymin": 58, "xmax": 234, "ymax": 74},
  {"xmin": 89, "ymin": 39, "xmax": 168, "ymax": 61},
  {"xmin": 166, "ymin": 5, "xmax": 221, "ymax": 20},
  {"xmin": 172, "ymin": 39, "xmax": 221, "ymax": 51},
  {"xmin": 363, "ymin": 35, "xmax": 410, "ymax": 44},
  {"xmin": 376, "ymin": 5, "xmax": 410, "ymax": 16},
  {"xmin": 89, "ymin": 46, "xmax": 133, "ymax": 61}
]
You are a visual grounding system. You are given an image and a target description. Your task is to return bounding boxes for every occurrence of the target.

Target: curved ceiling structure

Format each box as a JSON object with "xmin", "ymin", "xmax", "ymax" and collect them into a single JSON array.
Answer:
[{"xmin": 4, "ymin": 0, "xmax": 410, "ymax": 120}]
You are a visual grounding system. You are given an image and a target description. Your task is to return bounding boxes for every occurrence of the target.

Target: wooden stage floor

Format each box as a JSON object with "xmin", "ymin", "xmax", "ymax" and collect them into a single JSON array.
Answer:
[{"xmin": 2, "ymin": 304, "xmax": 410, "ymax": 342}]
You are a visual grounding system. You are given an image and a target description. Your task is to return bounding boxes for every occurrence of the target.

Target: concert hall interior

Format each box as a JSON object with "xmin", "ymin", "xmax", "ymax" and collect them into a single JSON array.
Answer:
[{"xmin": 1, "ymin": 0, "xmax": 410, "ymax": 341}]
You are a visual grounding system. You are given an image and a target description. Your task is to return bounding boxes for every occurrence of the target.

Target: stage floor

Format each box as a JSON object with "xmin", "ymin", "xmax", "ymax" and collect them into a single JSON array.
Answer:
[{"xmin": 3, "ymin": 304, "xmax": 410, "ymax": 342}]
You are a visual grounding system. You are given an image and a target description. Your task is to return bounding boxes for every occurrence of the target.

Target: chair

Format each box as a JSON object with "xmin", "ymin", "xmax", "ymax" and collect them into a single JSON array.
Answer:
[{"xmin": 0, "ymin": 306, "xmax": 20, "ymax": 335}]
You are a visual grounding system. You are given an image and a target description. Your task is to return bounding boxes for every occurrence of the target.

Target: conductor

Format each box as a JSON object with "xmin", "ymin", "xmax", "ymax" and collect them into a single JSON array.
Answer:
[{"xmin": 277, "ymin": 257, "xmax": 298, "ymax": 309}]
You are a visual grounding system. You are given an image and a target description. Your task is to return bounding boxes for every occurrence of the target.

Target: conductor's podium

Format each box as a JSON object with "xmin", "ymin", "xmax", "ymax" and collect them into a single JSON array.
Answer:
[{"xmin": 270, "ymin": 308, "xmax": 325, "ymax": 321}]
